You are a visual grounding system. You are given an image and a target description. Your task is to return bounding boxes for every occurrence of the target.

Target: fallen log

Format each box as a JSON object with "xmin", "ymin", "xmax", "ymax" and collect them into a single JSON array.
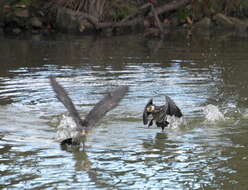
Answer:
[
  {"xmin": 54, "ymin": 0, "xmax": 191, "ymax": 32},
  {"xmin": 89, "ymin": 0, "xmax": 191, "ymax": 30},
  {"xmin": 155, "ymin": 0, "xmax": 190, "ymax": 15}
]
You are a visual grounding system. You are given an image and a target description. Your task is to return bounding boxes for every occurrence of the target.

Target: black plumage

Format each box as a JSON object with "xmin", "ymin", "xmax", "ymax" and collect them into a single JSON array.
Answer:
[
  {"xmin": 50, "ymin": 76, "xmax": 129, "ymax": 145},
  {"xmin": 143, "ymin": 95, "xmax": 183, "ymax": 131}
]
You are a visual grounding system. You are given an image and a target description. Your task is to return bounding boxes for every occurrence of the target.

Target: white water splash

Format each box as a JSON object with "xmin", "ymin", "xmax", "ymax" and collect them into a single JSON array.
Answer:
[
  {"xmin": 243, "ymin": 109, "xmax": 248, "ymax": 119},
  {"xmin": 203, "ymin": 104, "xmax": 225, "ymax": 122},
  {"xmin": 166, "ymin": 115, "xmax": 186, "ymax": 129},
  {"xmin": 56, "ymin": 114, "xmax": 81, "ymax": 142}
]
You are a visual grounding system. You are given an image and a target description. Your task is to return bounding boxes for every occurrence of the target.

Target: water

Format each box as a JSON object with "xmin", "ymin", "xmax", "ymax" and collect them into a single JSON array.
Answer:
[{"xmin": 0, "ymin": 33, "xmax": 248, "ymax": 189}]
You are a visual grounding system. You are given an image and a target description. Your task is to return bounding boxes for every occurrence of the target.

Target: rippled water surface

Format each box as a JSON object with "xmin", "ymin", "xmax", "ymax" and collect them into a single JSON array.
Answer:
[{"xmin": 0, "ymin": 33, "xmax": 248, "ymax": 190}]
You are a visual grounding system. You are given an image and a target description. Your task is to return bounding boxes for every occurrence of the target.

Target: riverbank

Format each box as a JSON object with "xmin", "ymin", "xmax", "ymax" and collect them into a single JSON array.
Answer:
[{"xmin": 1, "ymin": 0, "xmax": 248, "ymax": 37}]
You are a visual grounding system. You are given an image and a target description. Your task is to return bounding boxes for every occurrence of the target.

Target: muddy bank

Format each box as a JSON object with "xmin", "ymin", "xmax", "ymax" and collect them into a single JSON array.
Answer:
[{"xmin": 0, "ymin": 0, "xmax": 248, "ymax": 37}]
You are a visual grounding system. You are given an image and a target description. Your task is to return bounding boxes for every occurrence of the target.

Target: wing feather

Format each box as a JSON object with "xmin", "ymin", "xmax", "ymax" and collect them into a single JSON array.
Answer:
[
  {"xmin": 49, "ymin": 76, "xmax": 85, "ymax": 129},
  {"xmin": 164, "ymin": 95, "xmax": 183, "ymax": 117},
  {"xmin": 84, "ymin": 86, "xmax": 129, "ymax": 127}
]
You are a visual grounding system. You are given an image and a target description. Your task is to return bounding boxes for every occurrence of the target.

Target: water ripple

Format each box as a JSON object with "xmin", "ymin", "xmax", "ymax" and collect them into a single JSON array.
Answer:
[{"xmin": 0, "ymin": 34, "xmax": 248, "ymax": 189}]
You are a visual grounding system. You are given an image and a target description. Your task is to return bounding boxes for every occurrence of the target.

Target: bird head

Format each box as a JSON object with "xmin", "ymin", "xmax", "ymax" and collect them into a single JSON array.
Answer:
[
  {"xmin": 146, "ymin": 105, "xmax": 155, "ymax": 113},
  {"xmin": 143, "ymin": 98, "xmax": 154, "ymax": 125}
]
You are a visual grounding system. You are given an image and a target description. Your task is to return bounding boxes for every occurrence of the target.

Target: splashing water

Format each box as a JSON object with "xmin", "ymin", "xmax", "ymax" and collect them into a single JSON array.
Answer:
[
  {"xmin": 166, "ymin": 115, "xmax": 186, "ymax": 128},
  {"xmin": 203, "ymin": 104, "xmax": 225, "ymax": 122},
  {"xmin": 243, "ymin": 109, "xmax": 248, "ymax": 119},
  {"xmin": 56, "ymin": 114, "xmax": 81, "ymax": 142}
]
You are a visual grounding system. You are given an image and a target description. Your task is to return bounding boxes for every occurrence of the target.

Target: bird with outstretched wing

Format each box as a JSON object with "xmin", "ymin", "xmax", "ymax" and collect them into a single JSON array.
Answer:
[
  {"xmin": 50, "ymin": 76, "xmax": 129, "ymax": 146},
  {"xmin": 143, "ymin": 95, "xmax": 182, "ymax": 131}
]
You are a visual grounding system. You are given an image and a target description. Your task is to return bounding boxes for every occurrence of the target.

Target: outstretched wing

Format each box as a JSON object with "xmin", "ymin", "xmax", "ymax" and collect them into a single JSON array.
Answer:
[
  {"xmin": 143, "ymin": 99, "xmax": 153, "ymax": 125},
  {"xmin": 164, "ymin": 95, "xmax": 183, "ymax": 117},
  {"xmin": 84, "ymin": 86, "xmax": 129, "ymax": 127},
  {"xmin": 49, "ymin": 76, "xmax": 85, "ymax": 129}
]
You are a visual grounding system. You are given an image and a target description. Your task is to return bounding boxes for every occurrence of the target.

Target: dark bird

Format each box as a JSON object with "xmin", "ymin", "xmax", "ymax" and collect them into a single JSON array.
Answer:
[
  {"xmin": 143, "ymin": 95, "xmax": 183, "ymax": 131},
  {"xmin": 50, "ymin": 76, "xmax": 129, "ymax": 146}
]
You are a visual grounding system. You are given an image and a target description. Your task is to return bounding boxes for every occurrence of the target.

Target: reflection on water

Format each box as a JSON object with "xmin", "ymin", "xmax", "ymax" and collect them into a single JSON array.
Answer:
[{"xmin": 0, "ymin": 33, "xmax": 248, "ymax": 189}]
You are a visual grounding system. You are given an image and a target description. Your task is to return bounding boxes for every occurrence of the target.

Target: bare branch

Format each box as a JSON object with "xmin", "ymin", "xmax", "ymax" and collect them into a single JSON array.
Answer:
[
  {"xmin": 54, "ymin": 0, "xmax": 191, "ymax": 31},
  {"xmin": 155, "ymin": 0, "xmax": 191, "ymax": 15}
]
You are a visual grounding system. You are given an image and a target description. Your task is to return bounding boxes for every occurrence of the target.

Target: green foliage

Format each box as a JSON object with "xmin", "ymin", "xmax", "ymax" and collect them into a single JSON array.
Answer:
[
  {"xmin": 176, "ymin": 8, "xmax": 191, "ymax": 23},
  {"xmin": 17, "ymin": 0, "xmax": 33, "ymax": 5},
  {"xmin": 191, "ymin": 0, "xmax": 248, "ymax": 19},
  {"xmin": 236, "ymin": 1, "xmax": 248, "ymax": 18},
  {"xmin": 109, "ymin": 0, "xmax": 137, "ymax": 21}
]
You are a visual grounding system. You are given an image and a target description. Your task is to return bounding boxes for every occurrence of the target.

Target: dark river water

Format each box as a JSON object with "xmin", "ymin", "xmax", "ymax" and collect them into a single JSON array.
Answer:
[{"xmin": 0, "ymin": 32, "xmax": 248, "ymax": 190}]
